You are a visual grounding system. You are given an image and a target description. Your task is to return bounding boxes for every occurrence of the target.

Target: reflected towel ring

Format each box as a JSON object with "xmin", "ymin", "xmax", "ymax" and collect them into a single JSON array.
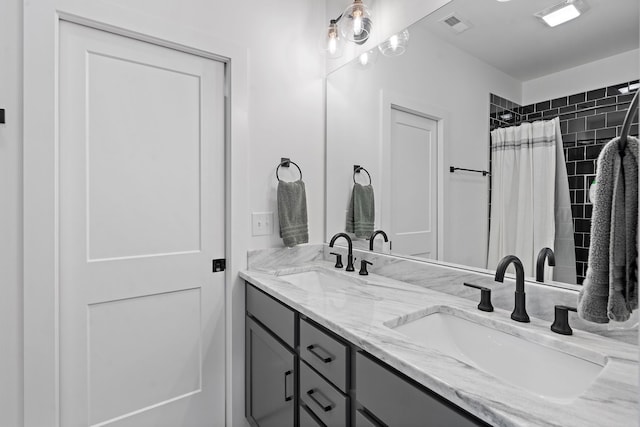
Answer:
[
  {"xmin": 353, "ymin": 165, "xmax": 372, "ymax": 185},
  {"xmin": 276, "ymin": 157, "xmax": 302, "ymax": 182}
]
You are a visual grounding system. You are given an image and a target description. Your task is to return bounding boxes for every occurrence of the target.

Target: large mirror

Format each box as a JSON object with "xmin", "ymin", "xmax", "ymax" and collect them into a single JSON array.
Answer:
[{"xmin": 326, "ymin": 0, "xmax": 639, "ymax": 286}]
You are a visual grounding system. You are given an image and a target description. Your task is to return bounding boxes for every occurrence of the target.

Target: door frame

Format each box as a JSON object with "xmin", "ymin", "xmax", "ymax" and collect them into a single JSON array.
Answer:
[
  {"xmin": 23, "ymin": 3, "xmax": 250, "ymax": 427},
  {"xmin": 379, "ymin": 90, "xmax": 447, "ymax": 260}
]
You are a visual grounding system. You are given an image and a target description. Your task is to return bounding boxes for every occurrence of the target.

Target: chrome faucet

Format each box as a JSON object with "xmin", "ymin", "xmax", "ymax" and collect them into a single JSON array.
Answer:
[
  {"xmin": 535, "ymin": 247, "xmax": 556, "ymax": 282},
  {"xmin": 494, "ymin": 255, "xmax": 530, "ymax": 323},
  {"xmin": 368, "ymin": 230, "xmax": 389, "ymax": 251},
  {"xmin": 329, "ymin": 232, "xmax": 355, "ymax": 271}
]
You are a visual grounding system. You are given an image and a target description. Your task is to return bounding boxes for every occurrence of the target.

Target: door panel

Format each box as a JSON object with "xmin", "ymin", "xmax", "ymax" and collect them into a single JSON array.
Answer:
[
  {"xmin": 389, "ymin": 108, "xmax": 438, "ymax": 258},
  {"xmin": 59, "ymin": 21, "xmax": 225, "ymax": 426},
  {"xmin": 87, "ymin": 51, "xmax": 202, "ymax": 260}
]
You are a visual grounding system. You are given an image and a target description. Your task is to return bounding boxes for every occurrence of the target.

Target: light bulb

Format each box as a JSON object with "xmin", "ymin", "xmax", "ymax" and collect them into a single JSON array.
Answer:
[
  {"xmin": 389, "ymin": 34, "xmax": 399, "ymax": 51},
  {"xmin": 359, "ymin": 52, "xmax": 369, "ymax": 66},
  {"xmin": 323, "ymin": 19, "xmax": 342, "ymax": 58},
  {"xmin": 328, "ymin": 36, "xmax": 337, "ymax": 55},
  {"xmin": 352, "ymin": 3, "xmax": 364, "ymax": 35}
]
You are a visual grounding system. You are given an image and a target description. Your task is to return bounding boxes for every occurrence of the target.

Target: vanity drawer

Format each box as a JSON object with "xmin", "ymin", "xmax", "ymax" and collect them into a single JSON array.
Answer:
[
  {"xmin": 246, "ymin": 283, "xmax": 295, "ymax": 348},
  {"xmin": 299, "ymin": 317, "xmax": 349, "ymax": 392},
  {"xmin": 356, "ymin": 352, "xmax": 484, "ymax": 427},
  {"xmin": 299, "ymin": 404, "xmax": 324, "ymax": 427},
  {"xmin": 355, "ymin": 408, "xmax": 385, "ymax": 427},
  {"xmin": 300, "ymin": 362, "xmax": 349, "ymax": 427}
]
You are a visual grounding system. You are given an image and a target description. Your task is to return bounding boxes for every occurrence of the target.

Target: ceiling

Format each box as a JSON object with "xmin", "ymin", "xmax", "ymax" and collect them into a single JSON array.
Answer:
[{"xmin": 416, "ymin": 0, "xmax": 639, "ymax": 81}]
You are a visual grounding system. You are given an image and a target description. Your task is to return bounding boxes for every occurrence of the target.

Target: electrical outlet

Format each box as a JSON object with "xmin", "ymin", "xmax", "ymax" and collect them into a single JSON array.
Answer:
[{"xmin": 252, "ymin": 212, "xmax": 274, "ymax": 236}]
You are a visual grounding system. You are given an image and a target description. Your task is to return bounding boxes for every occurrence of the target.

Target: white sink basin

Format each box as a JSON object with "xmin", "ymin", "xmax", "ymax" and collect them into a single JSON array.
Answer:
[
  {"xmin": 391, "ymin": 310, "xmax": 604, "ymax": 401},
  {"xmin": 278, "ymin": 269, "xmax": 360, "ymax": 288}
]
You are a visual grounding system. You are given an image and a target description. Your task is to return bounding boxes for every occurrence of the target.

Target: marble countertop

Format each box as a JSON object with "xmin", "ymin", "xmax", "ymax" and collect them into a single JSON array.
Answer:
[{"xmin": 240, "ymin": 261, "xmax": 638, "ymax": 427}]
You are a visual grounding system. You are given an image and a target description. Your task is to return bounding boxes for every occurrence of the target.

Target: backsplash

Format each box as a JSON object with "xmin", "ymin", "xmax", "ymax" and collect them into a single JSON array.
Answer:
[{"xmin": 489, "ymin": 80, "xmax": 639, "ymax": 284}]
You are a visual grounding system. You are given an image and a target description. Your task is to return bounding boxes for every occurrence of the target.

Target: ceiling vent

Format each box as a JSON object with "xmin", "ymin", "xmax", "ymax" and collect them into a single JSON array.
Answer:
[{"xmin": 440, "ymin": 13, "xmax": 471, "ymax": 34}]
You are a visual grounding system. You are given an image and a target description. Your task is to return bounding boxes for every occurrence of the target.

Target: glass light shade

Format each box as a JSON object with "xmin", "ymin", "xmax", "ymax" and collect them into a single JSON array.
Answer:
[
  {"xmin": 321, "ymin": 19, "xmax": 343, "ymax": 58},
  {"xmin": 378, "ymin": 29, "xmax": 410, "ymax": 57},
  {"xmin": 339, "ymin": 0, "xmax": 373, "ymax": 45}
]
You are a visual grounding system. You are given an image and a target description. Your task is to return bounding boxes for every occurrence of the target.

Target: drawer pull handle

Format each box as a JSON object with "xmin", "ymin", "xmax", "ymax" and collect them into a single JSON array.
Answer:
[
  {"xmin": 284, "ymin": 370, "xmax": 293, "ymax": 402},
  {"xmin": 307, "ymin": 344, "xmax": 333, "ymax": 363},
  {"xmin": 306, "ymin": 389, "xmax": 334, "ymax": 412}
]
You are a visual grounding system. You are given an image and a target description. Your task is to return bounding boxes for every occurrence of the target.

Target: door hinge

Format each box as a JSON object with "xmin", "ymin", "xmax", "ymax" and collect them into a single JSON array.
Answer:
[{"xmin": 212, "ymin": 258, "xmax": 226, "ymax": 272}]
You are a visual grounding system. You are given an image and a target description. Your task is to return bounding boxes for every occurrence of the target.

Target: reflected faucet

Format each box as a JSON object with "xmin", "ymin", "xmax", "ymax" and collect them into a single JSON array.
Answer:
[
  {"xmin": 494, "ymin": 255, "xmax": 530, "ymax": 323},
  {"xmin": 368, "ymin": 230, "xmax": 389, "ymax": 251},
  {"xmin": 536, "ymin": 247, "xmax": 556, "ymax": 282},
  {"xmin": 329, "ymin": 232, "xmax": 355, "ymax": 271}
]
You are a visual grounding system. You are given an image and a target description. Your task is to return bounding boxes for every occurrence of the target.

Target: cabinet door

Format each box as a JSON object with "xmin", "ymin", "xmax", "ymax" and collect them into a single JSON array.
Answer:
[{"xmin": 246, "ymin": 316, "xmax": 295, "ymax": 427}]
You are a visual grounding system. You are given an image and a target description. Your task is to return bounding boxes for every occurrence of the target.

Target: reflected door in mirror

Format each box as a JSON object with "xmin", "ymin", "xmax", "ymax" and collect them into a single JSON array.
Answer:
[{"xmin": 387, "ymin": 108, "xmax": 438, "ymax": 258}]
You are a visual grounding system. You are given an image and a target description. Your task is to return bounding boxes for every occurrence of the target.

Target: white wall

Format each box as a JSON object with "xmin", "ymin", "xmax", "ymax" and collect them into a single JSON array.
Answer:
[
  {"xmin": 0, "ymin": 0, "xmax": 23, "ymax": 425},
  {"xmin": 326, "ymin": 24, "xmax": 521, "ymax": 268},
  {"xmin": 3, "ymin": 1, "xmax": 325, "ymax": 426},
  {"xmin": 522, "ymin": 49, "xmax": 639, "ymax": 105}
]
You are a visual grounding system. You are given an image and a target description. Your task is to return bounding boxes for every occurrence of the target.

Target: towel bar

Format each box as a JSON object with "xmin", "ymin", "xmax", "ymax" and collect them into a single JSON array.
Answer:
[
  {"xmin": 449, "ymin": 166, "xmax": 491, "ymax": 176},
  {"xmin": 353, "ymin": 165, "xmax": 372, "ymax": 185},
  {"xmin": 276, "ymin": 157, "xmax": 302, "ymax": 182}
]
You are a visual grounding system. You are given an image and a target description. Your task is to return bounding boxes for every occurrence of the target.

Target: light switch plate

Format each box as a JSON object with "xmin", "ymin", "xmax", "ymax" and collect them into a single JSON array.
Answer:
[{"xmin": 252, "ymin": 212, "xmax": 274, "ymax": 236}]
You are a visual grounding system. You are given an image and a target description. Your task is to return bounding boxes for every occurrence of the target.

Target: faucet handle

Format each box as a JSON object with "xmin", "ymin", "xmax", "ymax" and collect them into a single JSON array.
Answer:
[
  {"xmin": 359, "ymin": 260, "xmax": 372, "ymax": 276},
  {"xmin": 551, "ymin": 305, "xmax": 577, "ymax": 335},
  {"xmin": 463, "ymin": 282, "xmax": 494, "ymax": 312},
  {"xmin": 329, "ymin": 252, "xmax": 343, "ymax": 269}
]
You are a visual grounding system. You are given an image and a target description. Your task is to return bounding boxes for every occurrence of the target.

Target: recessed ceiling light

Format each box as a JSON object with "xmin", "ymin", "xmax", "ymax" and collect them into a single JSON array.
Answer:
[{"xmin": 535, "ymin": 0, "xmax": 589, "ymax": 28}]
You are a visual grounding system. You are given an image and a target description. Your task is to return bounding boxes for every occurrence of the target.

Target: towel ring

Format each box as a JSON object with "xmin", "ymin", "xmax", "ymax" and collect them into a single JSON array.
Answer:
[
  {"xmin": 276, "ymin": 158, "xmax": 302, "ymax": 182},
  {"xmin": 353, "ymin": 165, "xmax": 372, "ymax": 185}
]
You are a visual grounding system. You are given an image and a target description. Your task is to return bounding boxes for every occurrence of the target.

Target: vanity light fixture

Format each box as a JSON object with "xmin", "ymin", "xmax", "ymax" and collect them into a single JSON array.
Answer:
[
  {"xmin": 339, "ymin": 0, "xmax": 373, "ymax": 44},
  {"xmin": 535, "ymin": 0, "xmax": 589, "ymax": 28},
  {"xmin": 323, "ymin": 0, "xmax": 372, "ymax": 54},
  {"xmin": 378, "ymin": 29, "xmax": 410, "ymax": 57},
  {"xmin": 323, "ymin": 19, "xmax": 343, "ymax": 58}
]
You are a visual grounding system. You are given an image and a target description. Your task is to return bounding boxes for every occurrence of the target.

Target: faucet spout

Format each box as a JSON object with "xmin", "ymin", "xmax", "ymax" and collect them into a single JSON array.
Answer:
[
  {"xmin": 535, "ymin": 247, "xmax": 556, "ymax": 282},
  {"xmin": 368, "ymin": 230, "xmax": 389, "ymax": 251},
  {"xmin": 329, "ymin": 232, "xmax": 355, "ymax": 271},
  {"xmin": 494, "ymin": 255, "xmax": 530, "ymax": 323}
]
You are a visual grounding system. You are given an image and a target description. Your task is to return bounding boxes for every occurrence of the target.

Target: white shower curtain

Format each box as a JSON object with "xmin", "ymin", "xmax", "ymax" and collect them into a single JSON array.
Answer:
[{"xmin": 488, "ymin": 117, "xmax": 576, "ymax": 282}]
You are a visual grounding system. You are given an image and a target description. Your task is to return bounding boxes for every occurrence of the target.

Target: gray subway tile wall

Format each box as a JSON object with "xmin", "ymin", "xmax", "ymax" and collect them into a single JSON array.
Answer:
[{"xmin": 489, "ymin": 80, "xmax": 639, "ymax": 284}]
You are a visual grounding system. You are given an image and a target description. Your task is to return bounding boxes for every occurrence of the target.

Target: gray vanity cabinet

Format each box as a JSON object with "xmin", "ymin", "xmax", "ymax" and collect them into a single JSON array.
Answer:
[
  {"xmin": 246, "ymin": 286, "xmax": 296, "ymax": 427},
  {"xmin": 245, "ymin": 282, "xmax": 488, "ymax": 427}
]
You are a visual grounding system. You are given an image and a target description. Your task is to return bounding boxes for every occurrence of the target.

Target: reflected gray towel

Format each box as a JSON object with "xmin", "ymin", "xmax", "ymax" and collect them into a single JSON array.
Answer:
[
  {"xmin": 277, "ymin": 180, "xmax": 309, "ymax": 247},
  {"xmin": 578, "ymin": 136, "xmax": 638, "ymax": 323},
  {"xmin": 346, "ymin": 183, "xmax": 374, "ymax": 238}
]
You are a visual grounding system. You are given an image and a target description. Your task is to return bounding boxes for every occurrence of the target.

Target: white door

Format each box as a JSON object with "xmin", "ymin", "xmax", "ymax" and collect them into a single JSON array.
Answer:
[
  {"xmin": 59, "ymin": 22, "xmax": 225, "ymax": 426},
  {"xmin": 389, "ymin": 107, "xmax": 438, "ymax": 258}
]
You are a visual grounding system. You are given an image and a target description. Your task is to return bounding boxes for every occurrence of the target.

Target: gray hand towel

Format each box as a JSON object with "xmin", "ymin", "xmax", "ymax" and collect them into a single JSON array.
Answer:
[
  {"xmin": 277, "ymin": 180, "xmax": 309, "ymax": 247},
  {"xmin": 346, "ymin": 183, "xmax": 375, "ymax": 239},
  {"xmin": 578, "ymin": 136, "xmax": 638, "ymax": 323}
]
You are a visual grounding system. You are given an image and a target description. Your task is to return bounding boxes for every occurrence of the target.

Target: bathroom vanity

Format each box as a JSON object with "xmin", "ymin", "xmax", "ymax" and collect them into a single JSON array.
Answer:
[
  {"xmin": 241, "ymin": 247, "xmax": 638, "ymax": 427},
  {"xmin": 245, "ymin": 283, "xmax": 485, "ymax": 427}
]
